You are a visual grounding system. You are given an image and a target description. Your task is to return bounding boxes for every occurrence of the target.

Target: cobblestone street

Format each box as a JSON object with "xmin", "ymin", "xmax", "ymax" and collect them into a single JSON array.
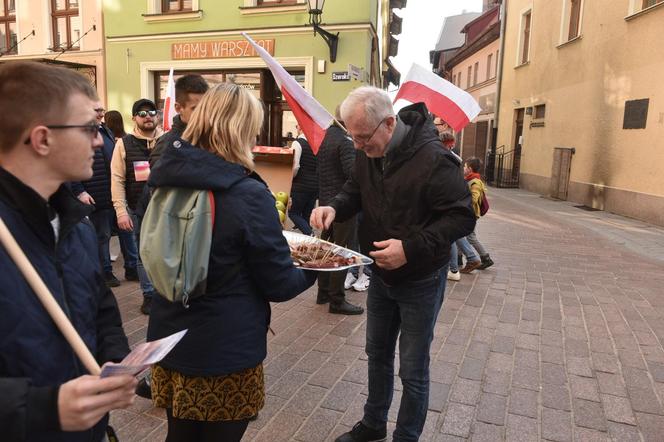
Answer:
[{"xmin": 109, "ymin": 187, "xmax": 664, "ymax": 441}]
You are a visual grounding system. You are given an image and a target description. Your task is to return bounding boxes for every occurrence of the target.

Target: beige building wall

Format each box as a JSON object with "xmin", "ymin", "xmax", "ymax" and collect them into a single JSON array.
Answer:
[
  {"xmin": 496, "ymin": 0, "xmax": 664, "ymax": 225},
  {"xmin": 5, "ymin": 0, "xmax": 106, "ymax": 102}
]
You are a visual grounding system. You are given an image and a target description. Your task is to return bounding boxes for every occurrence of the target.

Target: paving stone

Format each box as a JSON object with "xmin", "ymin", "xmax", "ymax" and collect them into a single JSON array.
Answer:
[
  {"xmin": 592, "ymin": 353, "xmax": 620, "ymax": 374},
  {"xmin": 573, "ymin": 398, "xmax": 607, "ymax": 431},
  {"xmin": 542, "ymin": 362, "xmax": 568, "ymax": 385},
  {"xmin": 254, "ymin": 411, "xmax": 307, "ymax": 442},
  {"xmin": 459, "ymin": 357, "xmax": 485, "ymax": 381},
  {"xmin": 308, "ymin": 363, "xmax": 348, "ymax": 389},
  {"xmin": 607, "ymin": 422, "xmax": 643, "ymax": 442},
  {"xmin": 439, "ymin": 343, "xmax": 466, "ymax": 364},
  {"xmin": 541, "ymin": 344, "xmax": 565, "ymax": 364},
  {"xmin": 623, "ymin": 367, "xmax": 654, "ymax": 389},
  {"xmin": 484, "ymin": 369, "xmax": 511, "ymax": 396},
  {"xmin": 283, "ymin": 384, "xmax": 328, "ymax": 417},
  {"xmin": 509, "ymin": 387, "xmax": 538, "ymax": 418},
  {"xmin": 476, "ymin": 392, "xmax": 507, "ymax": 425},
  {"xmin": 506, "ymin": 414, "xmax": 539, "ymax": 441},
  {"xmin": 573, "ymin": 427, "xmax": 611, "ymax": 442},
  {"xmin": 635, "ymin": 412, "xmax": 664, "ymax": 442},
  {"xmin": 596, "ymin": 372, "xmax": 628, "ymax": 397},
  {"xmin": 542, "ymin": 407, "xmax": 573, "ymax": 441},
  {"xmin": 441, "ymin": 403, "xmax": 475, "ymax": 438},
  {"xmin": 627, "ymin": 386, "xmax": 664, "ymax": 415},
  {"xmin": 486, "ymin": 351, "xmax": 513, "ymax": 373},
  {"xmin": 268, "ymin": 370, "xmax": 311, "ymax": 399},
  {"xmin": 320, "ymin": 380, "xmax": 363, "ymax": 412},
  {"xmin": 467, "ymin": 341, "xmax": 491, "ymax": 360},
  {"xmin": 511, "ymin": 366, "xmax": 539, "ymax": 391},
  {"xmin": 450, "ymin": 378, "xmax": 481, "ymax": 406},
  {"xmin": 429, "ymin": 382, "xmax": 452, "ymax": 412},
  {"xmin": 293, "ymin": 408, "xmax": 342, "ymax": 442},
  {"xmin": 570, "ymin": 375, "xmax": 601, "ymax": 402},
  {"xmin": 470, "ymin": 421, "xmax": 505, "ymax": 441},
  {"xmin": 567, "ymin": 357, "xmax": 593, "ymax": 377},
  {"xmin": 542, "ymin": 383, "xmax": 572, "ymax": 411},
  {"xmin": 600, "ymin": 394, "xmax": 636, "ymax": 425}
]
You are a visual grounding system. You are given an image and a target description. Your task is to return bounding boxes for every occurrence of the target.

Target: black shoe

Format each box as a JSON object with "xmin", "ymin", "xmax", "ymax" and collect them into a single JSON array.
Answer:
[
  {"xmin": 140, "ymin": 296, "xmax": 152, "ymax": 315},
  {"xmin": 125, "ymin": 267, "xmax": 139, "ymax": 281},
  {"xmin": 249, "ymin": 413, "xmax": 259, "ymax": 421},
  {"xmin": 335, "ymin": 421, "xmax": 387, "ymax": 442},
  {"xmin": 135, "ymin": 375, "xmax": 152, "ymax": 399},
  {"xmin": 104, "ymin": 272, "xmax": 121, "ymax": 288},
  {"xmin": 316, "ymin": 293, "xmax": 331, "ymax": 304},
  {"xmin": 479, "ymin": 255, "xmax": 494, "ymax": 270},
  {"xmin": 329, "ymin": 300, "xmax": 364, "ymax": 315}
]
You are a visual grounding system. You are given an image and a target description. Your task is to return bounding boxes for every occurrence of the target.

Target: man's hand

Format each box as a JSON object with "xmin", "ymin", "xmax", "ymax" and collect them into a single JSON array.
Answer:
[
  {"xmin": 370, "ymin": 239, "xmax": 407, "ymax": 270},
  {"xmin": 77, "ymin": 192, "xmax": 95, "ymax": 206},
  {"xmin": 58, "ymin": 374, "xmax": 137, "ymax": 432},
  {"xmin": 310, "ymin": 206, "xmax": 336, "ymax": 230},
  {"xmin": 117, "ymin": 215, "xmax": 133, "ymax": 232}
]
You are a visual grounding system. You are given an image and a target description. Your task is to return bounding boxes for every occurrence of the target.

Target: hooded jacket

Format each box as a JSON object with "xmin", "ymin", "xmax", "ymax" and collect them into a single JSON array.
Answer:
[
  {"xmin": 146, "ymin": 140, "xmax": 317, "ymax": 376},
  {"xmin": 0, "ymin": 168, "xmax": 129, "ymax": 442},
  {"xmin": 329, "ymin": 103, "xmax": 476, "ymax": 286}
]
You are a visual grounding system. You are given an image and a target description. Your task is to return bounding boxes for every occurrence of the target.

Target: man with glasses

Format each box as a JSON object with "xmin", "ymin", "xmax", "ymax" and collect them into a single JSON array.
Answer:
[
  {"xmin": 0, "ymin": 61, "xmax": 137, "ymax": 441},
  {"xmin": 71, "ymin": 102, "xmax": 139, "ymax": 288},
  {"xmin": 311, "ymin": 87, "xmax": 476, "ymax": 442},
  {"xmin": 110, "ymin": 99, "xmax": 162, "ymax": 315}
]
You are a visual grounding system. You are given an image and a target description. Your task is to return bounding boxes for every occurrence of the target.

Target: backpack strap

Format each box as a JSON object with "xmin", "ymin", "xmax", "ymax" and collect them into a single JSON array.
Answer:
[{"xmin": 208, "ymin": 190, "xmax": 216, "ymax": 226}]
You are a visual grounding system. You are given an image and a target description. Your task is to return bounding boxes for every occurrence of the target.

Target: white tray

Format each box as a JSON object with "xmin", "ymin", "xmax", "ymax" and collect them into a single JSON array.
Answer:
[{"xmin": 283, "ymin": 230, "xmax": 373, "ymax": 272}]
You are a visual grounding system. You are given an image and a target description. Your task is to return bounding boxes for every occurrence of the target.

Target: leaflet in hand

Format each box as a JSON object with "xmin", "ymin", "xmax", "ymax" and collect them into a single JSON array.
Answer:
[{"xmin": 100, "ymin": 329, "xmax": 187, "ymax": 377}]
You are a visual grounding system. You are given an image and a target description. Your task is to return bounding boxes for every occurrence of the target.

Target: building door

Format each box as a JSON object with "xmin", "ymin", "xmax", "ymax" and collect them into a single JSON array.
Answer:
[
  {"xmin": 512, "ymin": 108, "xmax": 524, "ymax": 181},
  {"xmin": 550, "ymin": 147, "xmax": 574, "ymax": 200},
  {"xmin": 461, "ymin": 122, "xmax": 477, "ymax": 158}
]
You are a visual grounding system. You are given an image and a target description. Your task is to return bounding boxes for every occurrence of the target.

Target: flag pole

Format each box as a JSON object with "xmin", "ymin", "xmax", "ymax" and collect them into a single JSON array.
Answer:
[{"xmin": 0, "ymin": 217, "xmax": 101, "ymax": 375}]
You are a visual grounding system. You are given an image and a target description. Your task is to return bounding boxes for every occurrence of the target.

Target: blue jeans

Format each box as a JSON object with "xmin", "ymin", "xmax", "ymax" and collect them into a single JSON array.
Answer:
[
  {"xmin": 130, "ymin": 212, "xmax": 155, "ymax": 299},
  {"xmin": 457, "ymin": 237, "xmax": 478, "ymax": 262},
  {"xmin": 89, "ymin": 209, "xmax": 137, "ymax": 273},
  {"xmin": 288, "ymin": 191, "xmax": 317, "ymax": 235},
  {"xmin": 362, "ymin": 268, "xmax": 447, "ymax": 441}
]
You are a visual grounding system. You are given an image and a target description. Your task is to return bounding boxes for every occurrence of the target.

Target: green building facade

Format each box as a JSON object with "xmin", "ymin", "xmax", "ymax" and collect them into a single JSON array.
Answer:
[{"xmin": 103, "ymin": 0, "xmax": 397, "ymax": 146}]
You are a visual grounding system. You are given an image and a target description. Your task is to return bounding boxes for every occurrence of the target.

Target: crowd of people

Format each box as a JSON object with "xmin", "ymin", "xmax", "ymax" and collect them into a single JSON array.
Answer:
[{"xmin": 0, "ymin": 61, "xmax": 494, "ymax": 442}]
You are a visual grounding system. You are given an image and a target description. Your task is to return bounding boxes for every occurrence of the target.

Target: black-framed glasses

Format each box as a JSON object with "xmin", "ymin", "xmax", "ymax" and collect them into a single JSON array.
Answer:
[
  {"xmin": 135, "ymin": 110, "xmax": 157, "ymax": 118},
  {"xmin": 350, "ymin": 118, "xmax": 386, "ymax": 145},
  {"xmin": 23, "ymin": 123, "xmax": 101, "ymax": 144}
]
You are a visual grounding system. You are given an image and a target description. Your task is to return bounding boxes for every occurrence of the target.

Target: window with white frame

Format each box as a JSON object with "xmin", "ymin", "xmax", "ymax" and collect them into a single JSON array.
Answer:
[
  {"xmin": 627, "ymin": 0, "xmax": 663, "ymax": 15},
  {"xmin": 560, "ymin": 0, "xmax": 583, "ymax": 43},
  {"xmin": 0, "ymin": 0, "xmax": 17, "ymax": 55},
  {"xmin": 147, "ymin": 0, "xmax": 199, "ymax": 14},
  {"xmin": 518, "ymin": 9, "xmax": 532, "ymax": 65}
]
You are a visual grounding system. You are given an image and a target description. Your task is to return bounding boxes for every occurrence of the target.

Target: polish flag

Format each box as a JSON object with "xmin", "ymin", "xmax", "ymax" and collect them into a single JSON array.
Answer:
[
  {"xmin": 242, "ymin": 33, "xmax": 334, "ymax": 154},
  {"xmin": 394, "ymin": 63, "xmax": 481, "ymax": 132},
  {"xmin": 163, "ymin": 68, "xmax": 177, "ymax": 132}
]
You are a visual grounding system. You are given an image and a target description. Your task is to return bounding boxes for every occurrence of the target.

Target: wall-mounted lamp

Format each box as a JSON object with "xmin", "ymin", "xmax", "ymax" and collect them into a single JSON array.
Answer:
[{"xmin": 307, "ymin": 0, "xmax": 339, "ymax": 63}]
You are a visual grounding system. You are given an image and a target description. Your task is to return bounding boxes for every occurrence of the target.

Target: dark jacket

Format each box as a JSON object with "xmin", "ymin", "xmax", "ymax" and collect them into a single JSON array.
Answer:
[
  {"xmin": 318, "ymin": 125, "xmax": 356, "ymax": 206},
  {"xmin": 0, "ymin": 168, "xmax": 130, "ymax": 442},
  {"xmin": 291, "ymin": 137, "xmax": 318, "ymax": 194},
  {"xmin": 330, "ymin": 103, "xmax": 476, "ymax": 286},
  {"xmin": 146, "ymin": 140, "xmax": 317, "ymax": 376},
  {"xmin": 71, "ymin": 124, "xmax": 115, "ymax": 209},
  {"xmin": 150, "ymin": 114, "xmax": 186, "ymax": 169}
]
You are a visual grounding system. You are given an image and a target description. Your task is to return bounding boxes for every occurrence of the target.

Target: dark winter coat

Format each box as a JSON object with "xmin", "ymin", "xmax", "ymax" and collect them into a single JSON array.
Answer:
[
  {"xmin": 146, "ymin": 139, "xmax": 317, "ymax": 376},
  {"xmin": 0, "ymin": 167, "xmax": 130, "ymax": 442},
  {"xmin": 330, "ymin": 103, "xmax": 476, "ymax": 286},
  {"xmin": 291, "ymin": 137, "xmax": 318, "ymax": 194},
  {"xmin": 317, "ymin": 125, "xmax": 356, "ymax": 206},
  {"xmin": 71, "ymin": 124, "xmax": 115, "ymax": 209},
  {"xmin": 150, "ymin": 114, "xmax": 186, "ymax": 169}
]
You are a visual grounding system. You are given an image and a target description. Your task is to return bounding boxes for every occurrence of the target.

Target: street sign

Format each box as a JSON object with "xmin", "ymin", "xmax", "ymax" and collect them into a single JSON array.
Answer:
[
  {"xmin": 332, "ymin": 71, "xmax": 351, "ymax": 81},
  {"xmin": 348, "ymin": 64, "xmax": 362, "ymax": 80}
]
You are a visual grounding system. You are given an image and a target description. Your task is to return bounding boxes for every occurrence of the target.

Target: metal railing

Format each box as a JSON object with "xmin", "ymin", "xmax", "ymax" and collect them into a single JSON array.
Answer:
[{"xmin": 486, "ymin": 145, "xmax": 521, "ymax": 188}]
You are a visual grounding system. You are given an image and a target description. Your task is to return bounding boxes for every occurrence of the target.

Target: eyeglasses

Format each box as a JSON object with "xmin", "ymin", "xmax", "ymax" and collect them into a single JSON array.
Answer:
[
  {"xmin": 23, "ymin": 123, "xmax": 101, "ymax": 144},
  {"xmin": 350, "ymin": 118, "xmax": 386, "ymax": 145},
  {"xmin": 135, "ymin": 110, "xmax": 157, "ymax": 118},
  {"xmin": 94, "ymin": 107, "xmax": 106, "ymax": 114}
]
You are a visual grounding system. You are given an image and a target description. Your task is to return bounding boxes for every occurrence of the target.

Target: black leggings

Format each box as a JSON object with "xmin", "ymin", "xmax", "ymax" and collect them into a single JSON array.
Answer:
[{"xmin": 165, "ymin": 408, "xmax": 250, "ymax": 442}]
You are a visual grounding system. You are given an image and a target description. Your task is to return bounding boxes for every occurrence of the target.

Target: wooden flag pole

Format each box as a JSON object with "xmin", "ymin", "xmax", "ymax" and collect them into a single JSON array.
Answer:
[{"xmin": 0, "ymin": 217, "xmax": 101, "ymax": 376}]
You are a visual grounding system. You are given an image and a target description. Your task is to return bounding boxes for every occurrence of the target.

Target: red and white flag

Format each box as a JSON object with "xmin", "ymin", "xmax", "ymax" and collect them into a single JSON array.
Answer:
[
  {"xmin": 242, "ymin": 33, "xmax": 334, "ymax": 154},
  {"xmin": 163, "ymin": 68, "xmax": 177, "ymax": 132},
  {"xmin": 394, "ymin": 63, "xmax": 481, "ymax": 132}
]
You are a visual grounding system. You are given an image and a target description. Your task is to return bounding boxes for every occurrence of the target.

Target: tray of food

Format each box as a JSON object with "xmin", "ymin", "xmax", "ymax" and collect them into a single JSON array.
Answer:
[{"xmin": 283, "ymin": 230, "xmax": 373, "ymax": 271}]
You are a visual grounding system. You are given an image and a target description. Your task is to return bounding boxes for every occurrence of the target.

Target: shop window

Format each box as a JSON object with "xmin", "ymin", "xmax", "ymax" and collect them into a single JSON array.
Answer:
[
  {"xmin": 518, "ymin": 10, "xmax": 531, "ymax": 65},
  {"xmin": 0, "ymin": 0, "xmax": 17, "ymax": 55},
  {"xmin": 162, "ymin": 0, "xmax": 193, "ymax": 13},
  {"xmin": 51, "ymin": 0, "xmax": 80, "ymax": 51}
]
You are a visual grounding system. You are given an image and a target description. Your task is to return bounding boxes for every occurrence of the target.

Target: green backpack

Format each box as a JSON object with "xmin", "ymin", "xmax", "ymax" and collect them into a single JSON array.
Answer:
[{"xmin": 140, "ymin": 187, "xmax": 215, "ymax": 307}]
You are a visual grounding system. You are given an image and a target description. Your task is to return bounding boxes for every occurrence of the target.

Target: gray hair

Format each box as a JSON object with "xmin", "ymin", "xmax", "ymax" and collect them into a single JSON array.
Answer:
[{"xmin": 340, "ymin": 86, "xmax": 396, "ymax": 127}]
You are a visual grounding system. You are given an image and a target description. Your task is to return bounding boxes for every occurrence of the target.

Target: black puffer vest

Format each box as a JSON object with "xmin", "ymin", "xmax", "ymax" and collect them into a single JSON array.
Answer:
[
  {"xmin": 122, "ymin": 134, "xmax": 151, "ymax": 211},
  {"xmin": 79, "ymin": 126, "xmax": 114, "ymax": 209},
  {"xmin": 291, "ymin": 137, "xmax": 318, "ymax": 194}
]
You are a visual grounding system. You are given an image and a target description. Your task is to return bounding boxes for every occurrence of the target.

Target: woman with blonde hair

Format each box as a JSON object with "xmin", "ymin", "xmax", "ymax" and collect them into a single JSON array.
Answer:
[{"xmin": 146, "ymin": 82, "xmax": 317, "ymax": 441}]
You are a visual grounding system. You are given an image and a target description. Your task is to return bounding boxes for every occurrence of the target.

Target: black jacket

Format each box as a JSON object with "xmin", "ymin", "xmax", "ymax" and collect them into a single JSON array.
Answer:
[
  {"xmin": 146, "ymin": 140, "xmax": 317, "ymax": 376},
  {"xmin": 150, "ymin": 114, "xmax": 186, "ymax": 169},
  {"xmin": 318, "ymin": 125, "xmax": 356, "ymax": 206},
  {"xmin": 71, "ymin": 124, "xmax": 115, "ymax": 209},
  {"xmin": 291, "ymin": 137, "xmax": 318, "ymax": 194},
  {"xmin": 0, "ymin": 168, "xmax": 129, "ymax": 442},
  {"xmin": 330, "ymin": 103, "xmax": 476, "ymax": 286}
]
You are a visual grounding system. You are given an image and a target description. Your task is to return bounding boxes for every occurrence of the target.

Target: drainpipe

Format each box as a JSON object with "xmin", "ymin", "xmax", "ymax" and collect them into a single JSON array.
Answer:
[{"xmin": 494, "ymin": 0, "xmax": 508, "ymax": 142}]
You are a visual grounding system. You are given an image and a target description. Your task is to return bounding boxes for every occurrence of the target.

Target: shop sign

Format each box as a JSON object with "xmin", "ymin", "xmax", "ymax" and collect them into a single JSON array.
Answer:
[
  {"xmin": 348, "ymin": 63, "xmax": 362, "ymax": 80},
  {"xmin": 332, "ymin": 71, "xmax": 350, "ymax": 81},
  {"xmin": 172, "ymin": 39, "xmax": 275, "ymax": 60}
]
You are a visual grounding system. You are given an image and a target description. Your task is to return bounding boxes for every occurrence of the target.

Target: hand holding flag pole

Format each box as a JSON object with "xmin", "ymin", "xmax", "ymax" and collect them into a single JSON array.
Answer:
[{"xmin": 0, "ymin": 217, "xmax": 101, "ymax": 375}]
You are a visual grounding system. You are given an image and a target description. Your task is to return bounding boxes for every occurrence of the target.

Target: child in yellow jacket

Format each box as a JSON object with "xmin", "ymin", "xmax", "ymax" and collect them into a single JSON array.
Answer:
[{"xmin": 464, "ymin": 158, "xmax": 494, "ymax": 269}]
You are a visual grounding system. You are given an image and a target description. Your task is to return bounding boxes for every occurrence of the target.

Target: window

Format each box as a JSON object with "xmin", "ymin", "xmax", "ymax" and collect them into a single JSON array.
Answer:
[
  {"xmin": 487, "ymin": 53, "xmax": 493, "ymax": 79},
  {"xmin": 568, "ymin": 0, "xmax": 582, "ymax": 40},
  {"xmin": 534, "ymin": 104, "xmax": 546, "ymax": 119},
  {"xmin": 519, "ymin": 10, "xmax": 531, "ymax": 65},
  {"xmin": 257, "ymin": 0, "xmax": 299, "ymax": 4},
  {"xmin": 161, "ymin": 0, "xmax": 193, "ymax": 13},
  {"xmin": 51, "ymin": 0, "xmax": 80, "ymax": 50},
  {"xmin": 0, "ymin": 0, "xmax": 17, "ymax": 55},
  {"xmin": 643, "ymin": 0, "xmax": 664, "ymax": 8},
  {"xmin": 467, "ymin": 66, "xmax": 472, "ymax": 89},
  {"xmin": 473, "ymin": 62, "xmax": 479, "ymax": 85},
  {"xmin": 452, "ymin": 73, "xmax": 456, "ymax": 85}
]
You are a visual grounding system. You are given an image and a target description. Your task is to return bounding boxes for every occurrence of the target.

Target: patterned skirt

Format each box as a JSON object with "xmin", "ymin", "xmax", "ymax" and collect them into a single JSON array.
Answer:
[{"xmin": 151, "ymin": 363, "xmax": 265, "ymax": 421}]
